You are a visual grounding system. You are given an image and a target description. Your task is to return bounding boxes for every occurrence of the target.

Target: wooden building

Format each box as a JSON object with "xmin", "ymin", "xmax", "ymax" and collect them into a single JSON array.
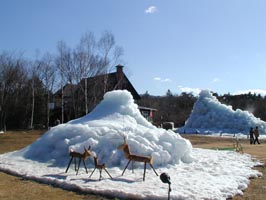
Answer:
[{"xmin": 52, "ymin": 65, "xmax": 156, "ymax": 123}]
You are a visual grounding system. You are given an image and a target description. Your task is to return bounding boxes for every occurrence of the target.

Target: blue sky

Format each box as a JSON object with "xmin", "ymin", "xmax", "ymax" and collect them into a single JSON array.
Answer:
[{"xmin": 1, "ymin": 0, "xmax": 266, "ymax": 96}]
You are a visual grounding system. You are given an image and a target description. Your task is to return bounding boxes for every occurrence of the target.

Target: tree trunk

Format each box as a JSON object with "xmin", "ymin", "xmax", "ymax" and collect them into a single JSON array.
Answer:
[
  {"xmin": 47, "ymin": 92, "xmax": 50, "ymax": 129},
  {"xmin": 0, "ymin": 110, "xmax": 3, "ymax": 131},
  {"xmin": 0, "ymin": 111, "xmax": 7, "ymax": 132},
  {"xmin": 30, "ymin": 79, "xmax": 35, "ymax": 129},
  {"xmin": 85, "ymin": 78, "xmax": 88, "ymax": 114},
  {"xmin": 61, "ymin": 84, "xmax": 64, "ymax": 123}
]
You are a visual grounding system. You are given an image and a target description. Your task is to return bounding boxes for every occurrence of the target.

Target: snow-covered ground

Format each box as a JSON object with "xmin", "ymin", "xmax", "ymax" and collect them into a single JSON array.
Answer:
[{"xmin": 0, "ymin": 90, "xmax": 262, "ymax": 200}]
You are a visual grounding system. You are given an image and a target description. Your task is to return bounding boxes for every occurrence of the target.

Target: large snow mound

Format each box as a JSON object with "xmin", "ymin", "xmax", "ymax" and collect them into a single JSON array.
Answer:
[
  {"xmin": 17, "ymin": 90, "xmax": 193, "ymax": 167},
  {"xmin": 178, "ymin": 90, "xmax": 266, "ymax": 134},
  {"xmin": 0, "ymin": 90, "xmax": 261, "ymax": 199}
]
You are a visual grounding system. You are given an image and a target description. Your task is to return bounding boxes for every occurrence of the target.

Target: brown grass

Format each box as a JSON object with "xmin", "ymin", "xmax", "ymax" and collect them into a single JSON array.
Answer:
[{"xmin": 0, "ymin": 131, "xmax": 265, "ymax": 199}]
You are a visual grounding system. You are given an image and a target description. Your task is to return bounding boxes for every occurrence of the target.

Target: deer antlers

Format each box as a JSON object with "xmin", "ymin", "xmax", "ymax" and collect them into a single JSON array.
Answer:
[{"xmin": 65, "ymin": 146, "xmax": 92, "ymax": 175}]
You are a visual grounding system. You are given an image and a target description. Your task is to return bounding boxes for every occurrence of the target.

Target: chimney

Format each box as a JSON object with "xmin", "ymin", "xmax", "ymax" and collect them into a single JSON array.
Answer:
[{"xmin": 116, "ymin": 65, "xmax": 124, "ymax": 89}]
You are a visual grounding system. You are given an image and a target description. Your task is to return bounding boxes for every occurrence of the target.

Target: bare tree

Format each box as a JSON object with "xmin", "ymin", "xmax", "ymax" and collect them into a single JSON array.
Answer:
[
  {"xmin": 0, "ymin": 53, "xmax": 10, "ymax": 131},
  {"xmin": 54, "ymin": 31, "xmax": 124, "ymax": 120},
  {"xmin": 73, "ymin": 31, "xmax": 124, "ymax": 114},
  {"xmin": 98, "ymin": 31, "xmax": 124, "ymax": 92},
  {"xmin": 56, "ymin": 41, "xmax": 69, "ymax": 123},
  {"xmin": 28, "ymin": 60, "xmax": 41, "ymax": 129},
  {"xmin": 0, "ymin": 52, "xmax": 29, "ymax": 130},
  {"xmin": 73, "ymin": 32, "xmax": 97, "ymax": 114},
  {"xmin": 38, "ymin": 53, "xmax": 57, "ymax": 128},
  {"xmin": 56, "ymin": 41, "xmax": 79, "ymax": 120}
]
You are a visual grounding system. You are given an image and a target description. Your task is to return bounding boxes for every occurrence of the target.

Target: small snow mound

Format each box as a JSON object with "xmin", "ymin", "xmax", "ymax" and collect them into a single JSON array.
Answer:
[
  {"xmin": 178, "ymin": 90, "xmax": 266, "ymax": 134},
  {"xmin": 18, "ymin": 90, "xmax": 193, "ymax": 167}
]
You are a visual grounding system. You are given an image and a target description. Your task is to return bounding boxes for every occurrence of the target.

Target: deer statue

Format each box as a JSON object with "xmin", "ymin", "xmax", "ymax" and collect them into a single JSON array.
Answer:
[
  {"xmin": 118, "ymin": 137, "xmax": 158, "ymax": 181},
  {"xmin": 89, "ymin": 156, "xmax": 113, "ymax": 181},
  {"xmin": 65, "ymin": 146, "xmax": 92, "ymax": 175}
]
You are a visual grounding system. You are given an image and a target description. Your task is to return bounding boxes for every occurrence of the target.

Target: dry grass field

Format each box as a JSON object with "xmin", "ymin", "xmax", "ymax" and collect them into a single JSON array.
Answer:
[{"xmin": 0, "ymin": 130, "xmax": 265, "ymax": 199}]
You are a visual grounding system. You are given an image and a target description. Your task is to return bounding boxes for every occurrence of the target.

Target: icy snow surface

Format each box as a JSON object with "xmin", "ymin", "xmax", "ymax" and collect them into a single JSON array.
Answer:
[
  {"xmin": 0, "ymin": 90, "xmax": 261, "ymax": 200},
  {"xmin": 178, "ymin": 90, "xmax": 266, "ymax": 135}
]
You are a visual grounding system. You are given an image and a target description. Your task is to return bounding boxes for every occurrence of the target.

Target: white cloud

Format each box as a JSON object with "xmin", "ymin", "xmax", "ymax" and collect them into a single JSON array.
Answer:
[
  {"xmin": 153, "ymin": 77, "xmax": 172, "ymax": 82},
  {"xmin": 212, "ymin": 78, "xmax": 220, "ymax": 83},
  {"xmin": 233, "ymin": 89, "xmax": 266, "ymax": 97},
  {"xmin": 162, "ymin": 78, "xmax": 172, "ymax": 82},
  {"xmin": 145, "ymin": 6, "xmax": 158, "ymax": 14},
  {"xmin": 178, "ymin": 86, "xmax": 202, "ymax": 96},
  {"xmin": 153, "ymin": 77, "xmax": 161, "ymax": 81}
]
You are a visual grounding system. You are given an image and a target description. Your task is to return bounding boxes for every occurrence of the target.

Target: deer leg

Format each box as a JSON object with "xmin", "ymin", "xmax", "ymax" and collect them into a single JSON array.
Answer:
[
  {"xmin": 149, "ymin": 164, "xmax": 158, "ymax": 176},
  {"xmin": 82, "ymin": 159, "xmax": 88, "ymax": 173},
  {"xmin": 89, "ymin": 167, "xmax": 96, "ymax": 178},
  {"xmin": 65, "ymin": 157, "xmax": 73, "ymax": 173},
  {"xmin": 74, "ymin": 157, "xmax": 77, "ymax": 171},
  {"xmin": 76, "ymin": 158, "xmax": 82, "ymax": 175},
  {"xmin": 132, "ymin": 160, "xmax": 134, "ymax": 173},
  {"xmin": 143, "ymin": 162, "xmax": 147, "ymax": 181},
  {"xmin": 104, "ymin": 168, "xmax": 112, "ymax": 179},
  {"xmin": 122, "ymin": 160, "xmax": 131, "ymax": 176},
  {"xmin": 99, "ymin": 169, "xmax": 102, "ymax": 181}
]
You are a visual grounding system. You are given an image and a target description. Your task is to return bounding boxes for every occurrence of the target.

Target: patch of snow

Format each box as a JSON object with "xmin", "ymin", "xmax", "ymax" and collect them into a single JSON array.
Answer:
[{"xmin": 0, "ymin": 90, "xmax": 261, "ymax": 199}]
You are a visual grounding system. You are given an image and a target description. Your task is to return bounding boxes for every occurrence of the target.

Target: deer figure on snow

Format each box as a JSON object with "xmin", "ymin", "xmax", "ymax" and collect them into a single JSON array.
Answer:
[
  {"xmin": 118, "ymin": 137, "xmax": 158, "ymax": 181},
  {"xmin": 65, "ymin": 146, "xmax": 92, "ymax": 175},
  {"xmin": 89, "ymin": 155, "xmax": 113, "ymax": 181}
]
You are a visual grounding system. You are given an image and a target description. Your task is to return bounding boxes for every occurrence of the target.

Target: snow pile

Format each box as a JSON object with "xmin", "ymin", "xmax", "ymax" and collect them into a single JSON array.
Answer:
[
  {"xmin": 17, "ymin": 90, "xmax": 193, "ymax": 167},
  {"xmin": 178, "ymin": 90, "xmax": 266, "ymax": 135},
  {"xmin": 0, "ymin": 90, "xmax": 261, "ymax": 199}
]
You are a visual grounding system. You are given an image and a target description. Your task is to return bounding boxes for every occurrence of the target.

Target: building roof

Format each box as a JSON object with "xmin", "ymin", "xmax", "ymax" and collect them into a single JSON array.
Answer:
[
  {"xmin": 138, "ymin": 106, "xmax": 157, "ymax": 111},
  {"xmin": 54, "ymin": 66, "xmax": 141, "ymax": 100}
]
